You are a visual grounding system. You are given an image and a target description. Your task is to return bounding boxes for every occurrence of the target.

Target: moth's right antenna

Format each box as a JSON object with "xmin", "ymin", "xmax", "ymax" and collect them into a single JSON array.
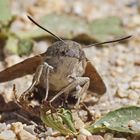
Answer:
[
  {"xmin": 27, "ymin": 16, "xmax": 65, "ymax": 43},
  {"xmin": 88, "ymin": 35, "xmax": 132, "ymax": 47}
]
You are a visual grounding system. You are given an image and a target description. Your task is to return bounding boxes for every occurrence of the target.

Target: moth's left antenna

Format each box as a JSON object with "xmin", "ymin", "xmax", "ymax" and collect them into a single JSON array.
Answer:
[{"xmin": 27, "ymin": 16, "xmax": 65, "ymax": 43}]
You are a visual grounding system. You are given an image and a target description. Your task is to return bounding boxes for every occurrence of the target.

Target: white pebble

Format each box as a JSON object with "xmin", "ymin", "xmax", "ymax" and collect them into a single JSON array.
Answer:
[
  {"xmin": 131, "ymin": 122, "xmax": 140, "ymax": 132},
  {"xmin": 33, "ymin": 41, "xmax": 49, "ymax": 55},
  {"xmin": 104, "ymin": 133, "xmax": 114, "ymax": 140},
  {"xmin": 130, "ymin": 82, "xmax": 140, "ymax": 89},
  {"xmin": 0, "ymin": 123, "xmax": 7, "ymax": 132},
  {"xmin": 79, "ymin": 128, "xmax": 92, "ymax": 136},
  {"xmin": 128, "ymin": 91, "xmax": 139, "ymax": 100},
  {"xmin": 0, "ymin": 130, "xmax": 16, "ymax": 140},
  {"xmin": 103, "ymin": 121, "xmax": 110, "ymax": 127},
  {"xmin": 128, "ymin": 120, "xmax": 136, "ymax": 128}
]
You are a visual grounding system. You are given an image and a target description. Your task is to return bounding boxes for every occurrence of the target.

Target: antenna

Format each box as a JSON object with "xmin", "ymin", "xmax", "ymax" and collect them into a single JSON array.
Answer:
[
  {"xmin": 27, "ymin": 16, "xmax": 65, "ymax": 43},
  {"xmin": 88, "ymin": 35, "xmax": 132, "ymax": 47}
]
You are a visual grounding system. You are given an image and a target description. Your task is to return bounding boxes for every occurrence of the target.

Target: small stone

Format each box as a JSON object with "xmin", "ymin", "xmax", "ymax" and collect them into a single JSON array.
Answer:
[
  {"xmin": 0, "ymin": 123, "xmax": 7, "ymax": 132},
  {"xmin": 132, "ymin": 15, "xmax": 140, "ymax": 26},
  {"xmin": 11, "ymin": 122, "xmax": 23, "ymax": 134},
  {"xmin": 94, "ymin": 110, "xmax": 101, "ymax": 119},
  {"xmin": 5, "ymin": 55, "xmax": 22, "ymax": 67},
  {"xmin": 128, "ymin": 91, "xmax": 139, "ymax": 100},
  {"xmin": 72, "ymin": 111, "xmax": 85, "ymax": 129},
  {"xmin": 90, "ymin": 96, "xmax": 99, "ymax": 103},
  {"xmin": 45, "ymin": 127, "xmax": 53, "ymax": 136},
  {"xmin": 128, "ymin": 120, "xmax": 136, "ymax": 128},
  {"xmin": 33, "ymin": 41, "xmax": 49, "ymax": 55},
  {"xmin": 103, "ymin": 121, "xmax": 110, "ymax": 127},
  {"xmin": 116, "ymin": 67, "xmax": 123, "ymax": 73},
  {"xmin": 134, "ymin": 60, "xmax": 140, "ymax": 66},
  {"xmin": 77, "ymin": 135, "xmax": 87, "ymax": 140},
  {"xmin": 7, "ymin": 124, "xmax": 11, "ymax": 129},
  {"xmin": 104, "ymin": 133, "xmax": 114, "ymax": 140},
  {"xmin": 131, "ymin": 121, "xmax": 140, "ymax": 132},
  {"xmin": 115, "ymin": 59, "xmax": 125, "ymax": 66},
  {"xmin": 11, "ymin": 122, "xmax": 37, "ymax": 140},
  {"xmin": 79, "ymin": 128, "xmax": 92, "ymax": 136},
  {"xmin": 115, "ymin": 88, "xmax": 128, "ymax": 98},
  {"xmin": 18, "ymin": 129, "xmax": 37, "ymax": 140},
  {"xmin": 72, "ymin": 2, "xmax": 83, "ymax": 16},
  {"xmin": 23, "ymin": 125, "xmax": 36, "ymax": 135},
  {"xmin": 87, "ymin": 135, "xmax": 104, "ymax": 140},
  {"xmin": 113, "ymin": 138, "xmax": 127, "ymax": 140},
  {"xmin": 0, "ymin": 130, "xmax": 17, "ymax": 140},
  {"xmin": 110, "ymin": 70, "xmax": 118, "ymax": 77},
  {"xmin": 130, "ymin": 82, "xmax": 140, "ymax": 89}
]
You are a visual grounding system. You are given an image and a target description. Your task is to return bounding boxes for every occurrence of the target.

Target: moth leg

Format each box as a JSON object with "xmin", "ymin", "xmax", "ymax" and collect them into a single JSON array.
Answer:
[
  {"xmin": 75, "ymin": 79, "xmax": 89, "ymax": 107},
  {"xmin": 16, "ymin": 62, "xmax": 53, "ymax": 116},
  {"xmin": 37, "ymin": 62, "xmax": 53, "ymax": 101},
  {"xmin": 20, "ymin": 62, "xmax": 53, "ymax": 101},
  {"xmin": 49, "ymin": 77, "xmax": 89, "ymax": 105}
]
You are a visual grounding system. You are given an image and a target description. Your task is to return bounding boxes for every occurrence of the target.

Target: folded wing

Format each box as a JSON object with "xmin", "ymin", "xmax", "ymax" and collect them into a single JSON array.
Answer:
[
  {"xmin": 0, "ymin": 53, "xmax": 46, "ymax": 83},
  {"xmin": 84, "ymin": 60, "xmax": 106, "ymax": 94}
]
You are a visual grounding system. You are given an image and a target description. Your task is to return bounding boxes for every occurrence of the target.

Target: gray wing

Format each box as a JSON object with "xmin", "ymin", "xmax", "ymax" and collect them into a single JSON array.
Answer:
[{"xmin": 0, "ymin": 53, "xmax": 46, "ymax": 83}]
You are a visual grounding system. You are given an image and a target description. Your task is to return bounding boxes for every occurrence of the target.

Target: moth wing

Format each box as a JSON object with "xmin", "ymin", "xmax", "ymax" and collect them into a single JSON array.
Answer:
[
  {"xmin": 84, "ymin": 60, "xmax": 106, "ymax": 94},
  {"xmin": 0, "ymin": 53, "xmax": 46, "ymax": 83}
]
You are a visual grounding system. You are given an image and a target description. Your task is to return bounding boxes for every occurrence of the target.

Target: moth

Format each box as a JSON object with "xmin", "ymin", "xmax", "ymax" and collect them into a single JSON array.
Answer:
[{"xmin": 0, "ymin": 16, "xmax": 131, "ymax": 112}]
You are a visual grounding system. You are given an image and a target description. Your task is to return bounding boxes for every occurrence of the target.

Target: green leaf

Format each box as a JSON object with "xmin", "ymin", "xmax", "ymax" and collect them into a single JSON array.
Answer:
[
  {"xmin": 0, "ymin": 0, "xmax": 12, "ymax": 22},
  {"xmin": 18, "ymin": 39, "xmax": 33, "ymax": 56},
  {"xmin": 14, "ymin": 14, "xmax": 126, "ymax": 43},
  {"xmin": 41, "ymin": 109, "xmax": 77, "ymax": 136},
  {"xmin": 0, "ymin": 0, "xmax": 14, "ymax": 40},
  {"xmin": 39, "ymin": 14, "xmax": 89, "ymax": 39},
  {"xmin": 4, "ymin": 37, "xmax": 33, "ymax": 55},
  {"xmin": 58, "ymin": 108, "xmax": 77, "ymax": 133},
  {"xmin": 87, "ymin": 106, "xmax": 140, "ymax": 134},
  {"xmin": 89, "ymin": 16, "xmax": 125, "ymax": 41},
  {"xmin": 15, "ymin": 14, "xmax": 89, "ymax": 40},
  {"xmin": 4, "ymin": 36, "xmax": 18, "ymax": 55}
]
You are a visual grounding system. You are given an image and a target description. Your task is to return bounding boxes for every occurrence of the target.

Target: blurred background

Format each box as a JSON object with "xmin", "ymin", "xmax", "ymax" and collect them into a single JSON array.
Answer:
[{"xmin": 0, "ymin": 0, "xmax": 140, "ymax": 139}]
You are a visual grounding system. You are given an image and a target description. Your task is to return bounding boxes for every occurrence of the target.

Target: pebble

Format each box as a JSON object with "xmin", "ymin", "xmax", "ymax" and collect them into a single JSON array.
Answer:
[
  {"xmin": 128, "ymin": 120, "xmax": 136, "ymax": 128},
  {"xmin": 87, "ymin": 135, "xmax": 104, "ymax": 140},
  {"xmin": 23, "ymin": 125, "xmax": 36, "ymax": 135},
  {"xmin": 128, "ymin": 91, "xmax": 139, "ymax": 100},
  {"xmin": 79, "ymin": 128, "xmax": 92, "ymax": 136},
  {"xmin": 132, "ymin": 15, "xmax": 140, "ymax": 26},
  {"xmin": 130, "ymin": 81, "xmax": 140, "ymax": 89},
  {"xmin": 0, "ymin": 62, "xmax": 4, "ymax": 71},
  {"xmin": 115, "ymin": 88, "xmax": 128, "ymax": 98},
  {"xmin": 115, "ymin": 58, "xmax": 125, "ymax": 67},
  {"xmin": 0, "ymin": 123, "xmax": 7, "ymax": 132},
  {"xmin": 113, "ymin": 138, "xmax": 127, "ymax": 140},
  {"xmin": 72, "ymin": 2, "xmax": 83, "ymax": 16},
  {"xmin": 11, "ymin": 122, "xmax": 23, "ymax": 133},
  {"xmin": 0, "ymin": 130, "xmax": 17, "ymax": 140},
  {"xmin": 11, "ymin": 122, "xmax": 37, "ymax": 140},
  {"xmin": 94, "ymin": 110, "xmax": 101, "ymax": 119},
  {"xmin": 33, "ymin": 41, "xmax": 49, "ymax": 55},
  {"xmin": 77, "ymin": 135, "xmax": 104, "ymax": 140},
  {"xmin": 77, "ymin": 135, "xmax": 87, "ymax": 140},
  {"xmin": 116, "ymin": 67, "xmax": 124, "ymax": 73},
  {"xmin": 131, "ymin": 122, "xmax": 140, "ymax": 132},
  {"xmin": 72, "ymin": 111, "xmax": 85, "ymax": 129},
  {"xmin": 45, "ymin": 127, "xmax": 53, "ymax": 136},
  {"xmin": 17, "ymin": 129, "xmax": 38, "ymax": 140},
  {"xmin": 5, "ymin": 55, "xmax": 22, "ymax": 67},
  {"xmin": 104, "ymin": 133, "xmax": 114, "ymax": 140}
]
